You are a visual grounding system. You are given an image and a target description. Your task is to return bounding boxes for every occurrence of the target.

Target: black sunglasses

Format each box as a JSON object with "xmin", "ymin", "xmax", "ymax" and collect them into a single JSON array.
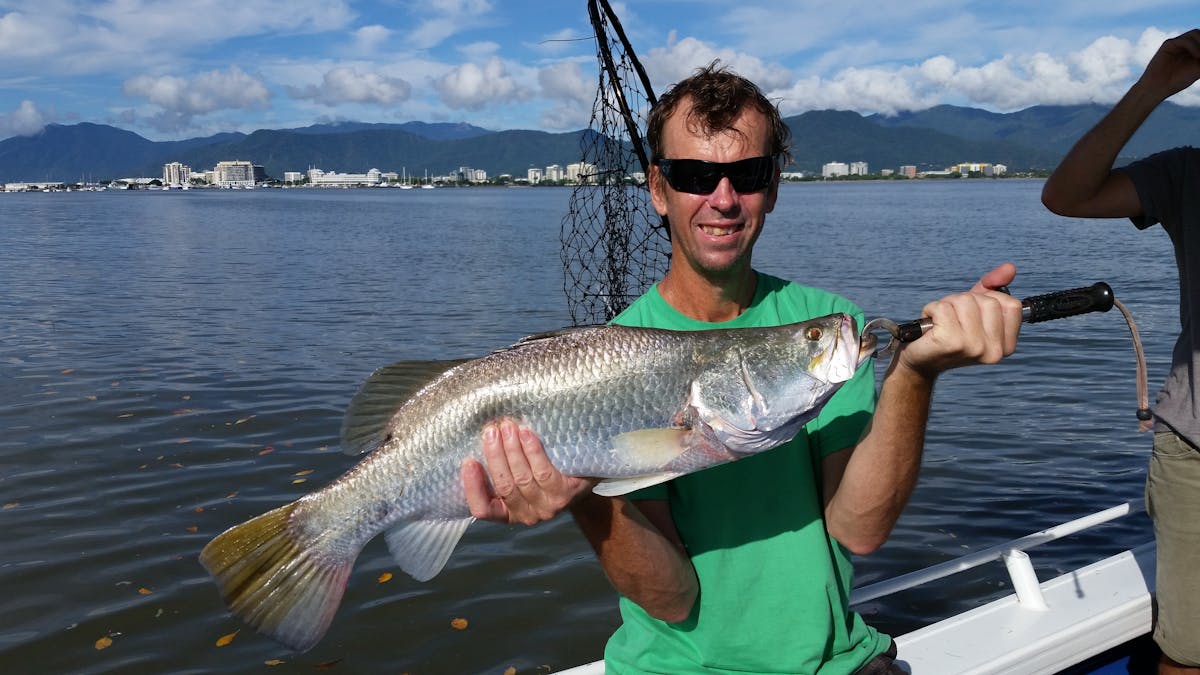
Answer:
[{"xmin": 653, "ymin": 155, "xmax": 778, "ymax": 195}]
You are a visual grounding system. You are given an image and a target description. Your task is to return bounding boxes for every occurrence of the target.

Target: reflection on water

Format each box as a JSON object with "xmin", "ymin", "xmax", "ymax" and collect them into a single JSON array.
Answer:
[{"xmin": 0, "ymin": 182, "xmax": 1170, "ymax": 673}]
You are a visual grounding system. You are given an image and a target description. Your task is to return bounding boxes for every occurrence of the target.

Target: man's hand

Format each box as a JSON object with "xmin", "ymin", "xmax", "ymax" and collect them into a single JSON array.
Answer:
[
  {"xmin": 462, "ymin": 418, "xmax": 597, "ymax": 526},
  {"xmin": 894, "ymin": 262, "xmax": 1023, "ymax": 380}
]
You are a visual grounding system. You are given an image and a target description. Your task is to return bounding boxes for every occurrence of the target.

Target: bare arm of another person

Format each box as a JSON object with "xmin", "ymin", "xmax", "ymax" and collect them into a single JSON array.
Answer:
[
  {"xmin": 1041, "ymin": 29, "xmax": 1200, "ymax": 218},
  {"xmin": 461, "ymin": 418, "xmax": 699, "ymax": 622},
  {"xmin": 822, "ymin": 263, "xmax": 1023, "ymax": 554}
]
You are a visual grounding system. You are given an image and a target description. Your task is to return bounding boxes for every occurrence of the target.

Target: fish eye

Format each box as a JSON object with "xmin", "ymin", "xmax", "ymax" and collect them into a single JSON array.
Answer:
[{"xmin": 804, "ymin": 327, "xmax": 822, "ymax": 341}]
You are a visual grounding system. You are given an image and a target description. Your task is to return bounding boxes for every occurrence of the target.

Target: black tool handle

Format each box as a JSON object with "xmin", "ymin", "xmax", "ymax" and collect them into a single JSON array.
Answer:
[
  {"xmin": 1021, "ymin": 282, "xmax": 1114, "ymax": 323},
  {"xmin": 892, "ymin": 282, "xmax": 1115, "ymax": 343}
]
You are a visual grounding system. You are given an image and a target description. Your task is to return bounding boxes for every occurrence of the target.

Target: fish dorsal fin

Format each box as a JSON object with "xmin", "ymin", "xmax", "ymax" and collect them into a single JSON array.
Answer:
[
  {"xmin": 594, "ymin": 471, "xmax": 685, "ymax": 497},
  {"xmin": 495, "ymin": 325, "xmax": 608, "ymax": 352},
  {"xmin": 340, "ymin": 359, "xmax": 470, "ymax": 456},
  {"xmin": 384, "ymin": 517, "xmax": 474, "ymax": 582}
]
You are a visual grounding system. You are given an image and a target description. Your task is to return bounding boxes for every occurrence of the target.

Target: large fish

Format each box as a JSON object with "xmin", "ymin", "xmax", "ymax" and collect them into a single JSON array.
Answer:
[{"xmin": 200, "ymin": 313, "xmax": 872, "ymax": 651}]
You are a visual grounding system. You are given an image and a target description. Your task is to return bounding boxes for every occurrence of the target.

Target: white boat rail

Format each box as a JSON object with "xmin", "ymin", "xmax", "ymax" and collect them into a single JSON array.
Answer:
[
  {"xmin": 852, "ymin": 500, "xmax": 1145, "ymax": 605},
  {"xmin": 555, "ymin": 500, "xmax": 1154, "ymax": 674}
]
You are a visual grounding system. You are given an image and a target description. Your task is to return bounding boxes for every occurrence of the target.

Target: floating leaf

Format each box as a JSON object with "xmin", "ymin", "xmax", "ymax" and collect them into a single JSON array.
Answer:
[
  {"xmin": 315, "ymin": 658, "xmax": 342, "ymax": 669},
  {"xmin": 118, "ymin": 413, "xmax": 134, "ymax": 419},
  {"xmin": 182, "ymin": 394, "xmax": 191, "ymax": 401},
  {"xmin": 264, "ymin": 659, "xmax": 285, "ymax": 666},
  {"xmin": 234, "ymin": 415, "xmax": 256, "ymax": 425},
  {"xmin": 172, "ymin": 408, "xmax": 195, "ymax": 415},
  {"xmin": 225, "ymin": 491, "xmax": 238, "ymax": 499},
  {"xmin": 62, "ymin": 368, "xmax": 76, "ymax": 374},
  {"xmin": 258, "ymin": 446, "xmax": 275, "ymax": 456},
  {"xmin": 194, "ymin": 506, "xmax": 205, "ymax": 513},
  {"xmin": 215, "ymin": 630, "xmax": 239, "ymax": 647},
  {"xmin": 294, "ymin": 469, "xmax": 314, "ymax": 476},
  {"xmin": 138, "ymin": 587, "xmax": 152, "ymax": 595},
  {"xmin": 95, "ymin": 636, "xmax": 113, "ymax": 650},
  {"xmin": 3, "ymin": 502, "xmax": 18, "ymax": 510},
  {"xmin": 450, "ymin": 617, "xmax": 468, "ymax": 630},
  {"xmin": 291, "ymin": 478, "xmax": 307, "ymax": 485},
  {"xmin": 377, "ymin": 572, "xmax": 393, "ymax": 583},
  {"xmin": 185, "ymin": 525, "xmax": 198, "ymax": 533},
  {"xmin": 86, "ymin": 395, "xmax": 98, "ymax": 401},
  {"xmin": 505, "ymin": 668, "xmax": 517, "ymax": 675}
]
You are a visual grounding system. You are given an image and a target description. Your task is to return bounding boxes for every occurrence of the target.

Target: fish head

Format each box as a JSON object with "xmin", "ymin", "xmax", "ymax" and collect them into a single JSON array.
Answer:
[{"xmin": 692, "ymin": 313, "xmax": 873, "ymax": 455}]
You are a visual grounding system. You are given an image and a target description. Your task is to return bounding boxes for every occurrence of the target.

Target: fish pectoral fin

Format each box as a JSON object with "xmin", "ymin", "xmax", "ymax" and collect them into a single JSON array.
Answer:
[
  {"xmin": 384, "ymin": 517, "xmax": 474, "ymax": 582},
  {"xmin": 612, "ymin": 428, "xmax": 691, "ymax": 465},
  {"xmin": 593, "ymin": 471, "xmax": 684, "ymax": 497}
]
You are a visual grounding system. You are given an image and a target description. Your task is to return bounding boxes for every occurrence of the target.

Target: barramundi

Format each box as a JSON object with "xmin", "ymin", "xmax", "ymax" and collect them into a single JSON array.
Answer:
[{"xmin": 200, "ymin": 313, "xmax": 872, "ymax": 651}]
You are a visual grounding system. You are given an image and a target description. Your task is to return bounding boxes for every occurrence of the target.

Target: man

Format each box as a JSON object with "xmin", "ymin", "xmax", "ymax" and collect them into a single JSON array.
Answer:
[
  {"xmin": 1041, "ymin": 29, "xmax": 1200, "ymax": 675},
  {"xmin": 463, "ymin": 63, "xmax": 1022, "ymax": 674}
]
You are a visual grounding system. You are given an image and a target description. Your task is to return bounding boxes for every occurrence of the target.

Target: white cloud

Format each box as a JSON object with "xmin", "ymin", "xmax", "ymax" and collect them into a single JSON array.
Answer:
[
  {"xmin": 0, "ymin": 99, "xmax": 49, "ymax": 136},
  {"xmin": 351, "ymin": 25, "xmax": 392, "ymax": 54},
  {"xmin": 0, "ymin": 1, "xmax": 356, "ymax": 72},
  {"xmin": 537, "ymin": 61, "xmax": 594, "ymax": 130},
  {"xmin": 406, "ymin": 0, "xmax": 495, "ymax": 49},
  {"xmin": 643, "ymin": 35, "xmax": 792, "ymax": 95},
  {"xmin": 289, "ymin": 66, "xmax": 413, "ymax": 105},
  {"xmin": 435, "ymin": 57, "xmax": 528, "ymax": 110},
  {"xmin": 123, "ymin": 66, "xmax": 271, "ymax": 115},
  {"xmin": 766, "ymin": 27, "xmax": 1200, "ymax": 115}
]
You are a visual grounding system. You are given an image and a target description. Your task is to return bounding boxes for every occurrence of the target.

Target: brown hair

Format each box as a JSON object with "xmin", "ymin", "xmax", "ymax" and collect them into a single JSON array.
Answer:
[{"xmin": 646, "ymin": 61, "xmax": 792, "ymax": 167}]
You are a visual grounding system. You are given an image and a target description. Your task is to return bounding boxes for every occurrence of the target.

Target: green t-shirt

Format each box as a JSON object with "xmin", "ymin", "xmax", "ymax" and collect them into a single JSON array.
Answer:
[{"xmin": 603, "ymin": 272, "xmax": 889, "ymax": 674}]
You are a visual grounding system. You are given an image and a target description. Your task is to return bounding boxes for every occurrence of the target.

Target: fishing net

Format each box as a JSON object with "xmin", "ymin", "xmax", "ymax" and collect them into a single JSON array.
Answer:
[{"xmin": 560, "ymin": 0, "xmax": 671, "ymax": 326}]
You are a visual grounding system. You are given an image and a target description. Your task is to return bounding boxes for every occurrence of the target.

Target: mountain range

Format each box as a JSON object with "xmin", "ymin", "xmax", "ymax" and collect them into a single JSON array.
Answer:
[{"xmin": 3, "ymin": 103, "xmax": 1199, "ymax": 183}]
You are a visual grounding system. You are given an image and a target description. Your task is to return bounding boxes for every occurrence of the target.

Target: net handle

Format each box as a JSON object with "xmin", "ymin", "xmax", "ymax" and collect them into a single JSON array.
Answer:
[{"xmin": 589, "ymin": 0, "xmax": 658, "ymax": 176}]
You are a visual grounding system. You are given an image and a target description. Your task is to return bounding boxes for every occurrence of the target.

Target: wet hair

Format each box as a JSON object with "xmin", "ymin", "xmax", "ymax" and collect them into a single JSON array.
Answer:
[{"xmin": 646, "ymin": 61, "xmax": 792, "ymax": 167}]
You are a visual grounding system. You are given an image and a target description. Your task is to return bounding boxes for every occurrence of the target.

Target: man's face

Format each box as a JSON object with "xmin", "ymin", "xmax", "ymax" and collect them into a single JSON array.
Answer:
[{"xmin": 650, "ymin": 99, "xmax": 779, "ymax": 282}]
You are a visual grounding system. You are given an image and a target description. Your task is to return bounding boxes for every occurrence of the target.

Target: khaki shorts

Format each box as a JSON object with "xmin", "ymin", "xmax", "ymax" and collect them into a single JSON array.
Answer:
[{"xmin": 1146, "ymin": 429, "xmax": 1200, "ymax": 666}]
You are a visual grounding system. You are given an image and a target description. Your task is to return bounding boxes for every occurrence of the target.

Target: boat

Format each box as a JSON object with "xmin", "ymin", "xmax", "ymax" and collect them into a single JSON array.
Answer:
[{"xmin": 554, "ymin": 501, "xmax": 1156, "ymax": 674}]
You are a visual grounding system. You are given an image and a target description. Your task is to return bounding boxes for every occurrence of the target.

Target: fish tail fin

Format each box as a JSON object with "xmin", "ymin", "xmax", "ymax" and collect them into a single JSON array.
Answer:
[{"xmin": 199, "ymin": 502, "xmax": 354, "ymax": 652}]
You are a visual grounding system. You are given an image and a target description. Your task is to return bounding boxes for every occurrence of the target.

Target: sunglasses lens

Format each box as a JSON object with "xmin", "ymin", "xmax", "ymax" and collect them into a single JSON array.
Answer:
[{"xmin": 659, "ymin": 157, "xmax": 773, "ymax": 194}]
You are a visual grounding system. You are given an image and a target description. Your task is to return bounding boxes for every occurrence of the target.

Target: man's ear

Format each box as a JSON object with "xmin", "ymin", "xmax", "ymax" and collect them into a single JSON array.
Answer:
[{"xmin": 649, "ymin": 166, "xmax": 669, "ymax": 217}]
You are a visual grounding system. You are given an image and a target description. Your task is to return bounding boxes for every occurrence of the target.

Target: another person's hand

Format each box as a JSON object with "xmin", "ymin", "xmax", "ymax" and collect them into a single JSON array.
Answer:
[
  {"xmin": 462, "ymin": 418, "xmax": 598, "ymax": 526},
  {"xmin": 895, "ymin": 262, "xmax": 1023, "ymax": 380},
  {"xmin": 1138, "ymin": 29, "xmax": 1200, "ymax": 101}
]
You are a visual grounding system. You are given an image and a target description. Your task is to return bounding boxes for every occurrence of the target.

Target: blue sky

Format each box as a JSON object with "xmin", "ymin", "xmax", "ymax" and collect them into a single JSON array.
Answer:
[{"xmin": 0, "ymin": 1, "xmax": 1196, "ymax": 141}]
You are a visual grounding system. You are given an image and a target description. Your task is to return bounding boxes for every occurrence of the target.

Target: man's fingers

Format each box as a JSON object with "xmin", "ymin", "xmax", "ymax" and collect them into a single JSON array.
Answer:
[{"xmin": 462, "ymin": 457, "xmax": 505, "ymax": 521}]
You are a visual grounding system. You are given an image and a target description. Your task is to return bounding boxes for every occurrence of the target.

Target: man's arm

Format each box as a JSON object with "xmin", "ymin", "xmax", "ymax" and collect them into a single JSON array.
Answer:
[
  {"xmin": 823, "ymin": 263, "xmax": 1023, "ymax": 554},
  {"xmin": 1041, "ymin": 29, "xmax": 1200, "ymax": 218}
]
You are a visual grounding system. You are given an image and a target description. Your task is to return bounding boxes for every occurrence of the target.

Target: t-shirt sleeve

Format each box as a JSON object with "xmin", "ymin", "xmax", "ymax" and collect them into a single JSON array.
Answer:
[{"xmin": 1116, "ymin": 147, "xmax": 1189, "ymax": 233}]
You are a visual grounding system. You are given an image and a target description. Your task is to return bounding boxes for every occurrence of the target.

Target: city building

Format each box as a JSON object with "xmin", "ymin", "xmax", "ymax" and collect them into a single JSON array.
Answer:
[
  {"xmin": 163, "ymin": 162, "xmax": 191, "ymax": 186},
  {"xmin": 214, "ymin": 160, "xmax": 255, "ymax": 188},
  {"xmin": 566, "ymin": 162, "xmax": 597, "ymax": 184},
  {"xmin": 306, "ymin": 167, "xmax": 383, "ymax": 187},
  {"xmin": 527, "ymin": 167, "xmax": 543, "ymax": 184},
  {"xmin": 282, "ymin": 171, "xmax": 304, "ymax": 184},
  {"xmin": 849, "ymin": 161, "xmax": 869, "ymax": 176},
  {"xmin": 544, "ymin": 164, "xmax": 564, "ymax": 182},
  {"xmin": 899, "ymin": 165, "xmax": 918, "ymax": 179},
  {"xmin": 822, "ymin": 162, "xmax": 849, "ymax": 178}
]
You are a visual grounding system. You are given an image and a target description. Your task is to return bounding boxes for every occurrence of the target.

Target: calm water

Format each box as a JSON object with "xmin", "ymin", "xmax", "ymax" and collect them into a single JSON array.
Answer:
[{"xmin": 0, "ymin": 182, "xmax": 1177, "ymax": 674}]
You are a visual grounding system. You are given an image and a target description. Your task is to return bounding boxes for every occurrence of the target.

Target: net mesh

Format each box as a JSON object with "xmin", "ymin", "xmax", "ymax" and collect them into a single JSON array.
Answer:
[{"xmin": 560, "ymin": 0, "xmax": 670, "ymax": 326}]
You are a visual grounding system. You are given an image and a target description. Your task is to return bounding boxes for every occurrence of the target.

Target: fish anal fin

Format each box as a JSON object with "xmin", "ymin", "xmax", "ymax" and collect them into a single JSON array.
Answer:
[
  {"xmin": 384, "ymin": 517, "xmax": 474, "ymax": 582},
  {"xmin": 593, "ymin": 472, "xmax": 685, "ymax": 497}
]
